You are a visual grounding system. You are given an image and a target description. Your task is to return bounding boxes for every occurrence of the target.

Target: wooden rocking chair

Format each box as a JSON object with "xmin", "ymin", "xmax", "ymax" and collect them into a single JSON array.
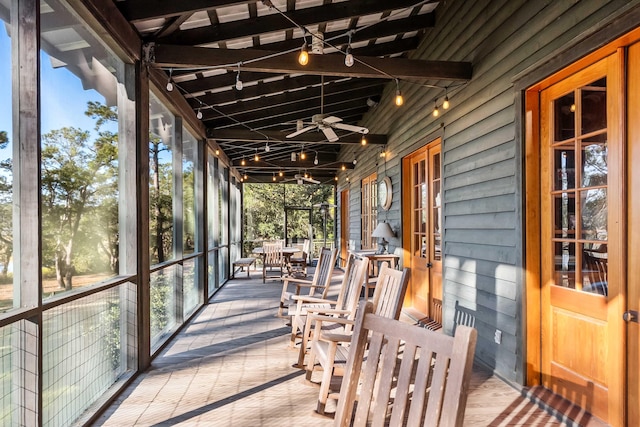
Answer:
[
  {"xmin": 277, "ymin": 247, "xmax": 337, "ymax": 317},
  {"xmin": 334, "ymin": 300, "xmax": 477, "ymax": 426},
  {"xmin": 305, "ymin": 263, "xmax": 410, "ymax": 414},
  {"xmin": 288, "ymin": 254, "xmax": 369, "ymax": 368}
]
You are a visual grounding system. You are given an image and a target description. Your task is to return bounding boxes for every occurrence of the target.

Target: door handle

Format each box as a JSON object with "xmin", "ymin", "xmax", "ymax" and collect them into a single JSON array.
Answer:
[
  {"xmin": 426, "ymin": 262, "xmax": 433, "ymax": 268},
  {"xmin": 623, "ymin": 310, "xmax": 639, "ymax": 323}
]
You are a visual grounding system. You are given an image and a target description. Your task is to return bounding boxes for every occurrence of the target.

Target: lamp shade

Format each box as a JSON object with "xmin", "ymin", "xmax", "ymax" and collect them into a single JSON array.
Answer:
[{"xmin": 371, "ymin": 222, "xmax": 394, "ymax": 239}]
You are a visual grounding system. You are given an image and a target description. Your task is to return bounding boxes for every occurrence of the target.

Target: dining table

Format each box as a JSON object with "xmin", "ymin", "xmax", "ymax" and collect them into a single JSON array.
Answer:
[{"xmin": 252, "ymin": 246, "xmax": 301, "ymax": 273}]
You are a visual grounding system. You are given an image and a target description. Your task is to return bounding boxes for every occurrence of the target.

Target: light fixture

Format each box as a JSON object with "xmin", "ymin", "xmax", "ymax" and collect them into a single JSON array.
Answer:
[
  {"xmin": 196, "ymin": 108, "xmax": 203, "ymax": 120},
  {"xmin": 442, "ymin": 88, "xmax": 450, "ymax": 110},
  {"xmin": 345, "ymin": 46, "xmax": 354, "ymax": 67},
  {"xmin": 314, "ymin": 152, "xmax": 319, "ymax": 165},
  {"xmin": 298, "ymin": 38, "xmax": 309, "ymax": 66},
  {"xmin": 241, "ymin": 156, "xmax": 246, "ymax": 166},
  {"xmin": 361, "ymin": 134, "xmax": 367, "ymax": 145},
  {"xmin": 243, "ymin": 173, "xmax": 248, "ymax": 180},
  {"xmin": 279, "ymin": 170, "xmax": 284, "ymax": 177},
  {"xmin": 334, "ymin": 175, "xmax": 338, "ymax": 181},
  {"xmin": 272, "ymin": 173, "xmax": 276, "ymax": 182},
  {"xmin": 371, "ymin": 222, "xmax": 395, "ymax": 254},
  {"xmin": 432, "ymin": 100, "xmax": 440, "ymax": 117},
  {"xmin": 264, "ymin": 141, "xmax": 270, "ymax": 152},
  {"xmin": 215, "ymin": 148, "xmax": 220, "ymax": 156},
  {"xmin": 394, "ymin": 79, "xmax": 403, "ymax": 106},
  {"xmin": 353, "ymin": 158, "xmax": 357, "ymax": 165},
  {"xmin": 166, "ymin": 68, "xmax": 174, "ymax": 92},
  {"xmin": 346, "ymin": 175, "xmax": 350, "ymax": 182},
  {"xmin": 254, "ymin": 150, "xmax": 259, "ymax": 162},
  {"xmin": 300, "ymin": 149, "xmax": 306, "ymax": 160},
  {"xmin": 380, "ymin": 150, "xmax": 387, "ymax": 158},
  {"xmin": 570, "ymin": 103, "xmax": 576, "ymax": 112},
  {"xmin": 291, "ymin": 152, "xmax": 297, "ymax": 162},
  {"xmin": 341, "ymin": 164, "xmax": 346, "ymax": 171},
  {"xmin": 235, "ymin": 63, "xmax": 243, "ymax": 91}
]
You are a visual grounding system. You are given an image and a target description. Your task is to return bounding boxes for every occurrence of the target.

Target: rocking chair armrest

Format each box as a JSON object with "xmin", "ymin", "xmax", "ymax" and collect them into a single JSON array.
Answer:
[
  {"xmin": 283, "ymin": 277, "xmax": 313, "ymax": 286},
  {"xmin": 291, "ymin": 295, "xmax": 334, "ymax": 304},
  {"xmin": 320, "ymin": 332, "xmax": 352, "ymax": 343},
  {"xmin": 304, "ymin": 307, "xmax": 350, "ymax": 316},
  {"xmin": 310, "ymin": 315, "xmax": 354, "ymax": 331}
]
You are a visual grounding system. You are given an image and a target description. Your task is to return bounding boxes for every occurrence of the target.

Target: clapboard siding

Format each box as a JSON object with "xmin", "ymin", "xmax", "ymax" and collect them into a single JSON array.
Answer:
[{"xmin": 335, "ymin": 0, "xmax": 640, "ymax": 383}]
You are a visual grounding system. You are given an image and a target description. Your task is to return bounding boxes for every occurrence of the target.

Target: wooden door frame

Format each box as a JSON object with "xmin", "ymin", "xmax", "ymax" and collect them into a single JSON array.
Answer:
[
  {"xmin": 340, "ymin": 189, "xmax": 349, "ymax": 267},
  {"xmin": 401, "ymin": 137, "xmax": 442, "ymax": 313},
  {"xmin": 525, "ymin": 44, "xmax": 630, "ymax": 426}
]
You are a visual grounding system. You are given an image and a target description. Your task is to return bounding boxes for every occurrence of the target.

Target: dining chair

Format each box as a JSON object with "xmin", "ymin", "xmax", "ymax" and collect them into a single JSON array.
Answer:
[
  {"xmin": 334, "ymin": 300, "xmax": 477, "ymax": 426},
  {"xmin": 262, "ymin": 241, "xmax": 285, "ymax": 283}
]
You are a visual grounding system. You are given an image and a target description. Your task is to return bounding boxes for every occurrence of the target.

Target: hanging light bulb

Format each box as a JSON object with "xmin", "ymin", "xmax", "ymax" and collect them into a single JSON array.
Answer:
[
  {"xmin": 432, "ymin": 100, "xmax": 440, "ymax": 117},
  {"xmin": 166, "ymin": 68, "xmax": 174, "ymax": 92},
  {"xmin": 272, "ymin": 173, "xmax": 276, "ymax": 182},
  {"xmin": 346, "ymin": 175, "xmax": 350, "ymax": 182},
  {"xmin": 334, "ymin": 175, "xmax": 338, "ymax": 182},
  {"xmin": 279, "ymin": 170, "xmax": 284, "ymax": 177},
  {"xmin": 298, "ymin": 39, "xmax": 309, "ymax": 66},
  {"xmin": 264, "ymin": 141, "xmax": 270, "ymax": 152},
  {"xmin": 241, "ymin": 156, "xmax": 246, "ymax": 166},
  {"xmin": 442, "ymin": 95, "xmax": 450, "ymax": 110},
  {"xmin": 353, "ymin": 158, "xmax": 357, "ymax": 165},
  {"xmin": 291, "ymin": 152, "xmax": 297, "ymax": 162},
  {"xmin": 196, "ymin": 108, "xmax": 203, "ymax": 120},
  {"xmin": 345, "ymin": 46, "xmax": 354, "ymax": 67},
  {"xmin": 394, "ymin": 79, "xmax": 403, "ymax": 106},
  {"xmin": 341, "ymin": 164, "xmax": 346, "ymax": 171},
  {"xmin": 244, "ymin": 173, "xmax": 248, "ymax": 180},
  {"xmin": 314, "ymin": 152, "xmax": 319, "ymax": 165},
  {"xmin": 361, "ymin": 134, "xmax": 367, "ymax": 146},
  {"xmin": 300, "ymin": 150, "xmax": 306, "ymax": 160},
  {"xmin": 254, "ymin": 150, "xmax": 259, "ymax": 161},
  {"xmin": 215, "ymin": 148, "xmax": 220, "ymax": 156},
  {"xmin": 304, "ymin": 172, "xmax": 309, "ymax": 178},
  {"xmin": 235, "ymin": 64, "xmax": 243, "ymax": 90}
]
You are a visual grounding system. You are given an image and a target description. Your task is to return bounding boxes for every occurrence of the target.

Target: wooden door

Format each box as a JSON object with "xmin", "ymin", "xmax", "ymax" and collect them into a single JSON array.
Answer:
[
  {"xmin": 540, "ymin": 53, "xmax": 624, "ymax": 424},
  {"xmin": 340, "ymin": 189, "xmax": 349, "ymax": 268},
  {"xmin": 402, "ymin": 139, "xmax": 442, "ymax": 316},
  {"xmin": 627, "ymin": 42, "xmax": 640, "ymax": 427}
]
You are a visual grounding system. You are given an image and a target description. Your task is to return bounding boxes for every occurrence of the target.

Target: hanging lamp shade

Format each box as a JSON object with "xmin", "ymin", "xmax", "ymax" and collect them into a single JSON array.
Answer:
[{"xmin": 371, "ymin": 222, "xmax": 394, "ymax": 238}]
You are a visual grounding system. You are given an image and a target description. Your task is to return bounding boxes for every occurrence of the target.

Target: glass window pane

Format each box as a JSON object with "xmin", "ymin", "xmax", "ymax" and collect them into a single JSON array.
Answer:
[
  {"xmin": 40, "ymin": 0, "xmax": 121, "ymax": 297},
  {"xmin": 581, "ymin": 138, "xmax": 607, "ymax": 187},
  {"xmin": 554, "ymin": 92, "xmax": 576, "ymax": 141},
  {"xmin": 182, "ymin": 129, "xmax": 197, "ymax": 254},
  {"xmin": 554, "ymin": 241, "xmax": 576, "ymax": 289},
  {"xmin": 581, "ymin": 79, "xmax": 607, "ymax": 134},
  {"xmin": 0, "ymin": 6, "xmax": 12, "ymax": 313},
  {"xmin": 554, "ymin": 147, "xmax": 575, "ymax": 190},
  {"xmin": 149, "ymin": 93, "xmax": 175, "ymax": 265},
  {"xmin": 582, "ymin": 243, "xmax": 608, "ymax": 296},
  {"xmin": 580, "ymin": 188, "xmax": 607, "ymax": 240},
  {"xmin": 553, "ymin": 192, "xmax": 576, "ymax": 239},
  {"xmin": 183, "ymin": 257, "xmax": 199, "ymax": 316}
]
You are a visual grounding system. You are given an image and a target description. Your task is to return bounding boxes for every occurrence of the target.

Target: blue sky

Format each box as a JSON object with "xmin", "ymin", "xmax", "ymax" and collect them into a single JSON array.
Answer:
[{"xmin": 1, "ymin": 28, "xmax": 114, "ymax": 163}]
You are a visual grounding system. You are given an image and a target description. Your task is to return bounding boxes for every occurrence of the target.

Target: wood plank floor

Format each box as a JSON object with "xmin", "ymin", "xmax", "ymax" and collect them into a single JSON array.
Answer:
[{"xmin": 93, "ymin": 268, "xmax": 570, "ymax": 426}]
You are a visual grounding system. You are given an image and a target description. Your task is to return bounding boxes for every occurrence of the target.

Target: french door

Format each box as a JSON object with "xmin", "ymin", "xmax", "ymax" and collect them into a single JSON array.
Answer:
[
  {"xmin": 402, "ymin": 139, "xmax": 442, "ymax": 316},
  {"xmin": 539, "ymin": 52, "xmax": 625, "ymax": 424}
]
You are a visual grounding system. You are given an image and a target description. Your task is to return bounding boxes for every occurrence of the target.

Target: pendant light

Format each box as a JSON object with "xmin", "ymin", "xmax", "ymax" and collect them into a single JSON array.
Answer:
[
  {"xmin": 166, "ymin": 68, "xmax": 174, "ymax": 92},
  {"xmin": 394, "ymin": 79, "xmax": 403, "ymax": 106},
  {"xmin": 298, "ymin": 37, "xmax": 309, "ymax": 66}
]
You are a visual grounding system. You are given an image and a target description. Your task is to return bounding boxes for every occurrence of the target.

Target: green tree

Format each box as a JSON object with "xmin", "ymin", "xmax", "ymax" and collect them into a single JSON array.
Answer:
[
  {"xmin": 149, "ymin": 137, "xmax": 173, "ymax": 264},
  {"xmin": 0, "ymin": 131, "xmax": 12, "ymax": 279},
  {"xmin": 41, "ymin": 110, "xmax": 118, "ymax": 289}
]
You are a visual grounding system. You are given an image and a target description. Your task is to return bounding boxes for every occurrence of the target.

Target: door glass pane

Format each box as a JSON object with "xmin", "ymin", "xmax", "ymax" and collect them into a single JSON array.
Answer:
[
  {"xmin": 553, "ymin": 193, "xmax": 576, "ymax": 238},
  {"xmin": 554, "ymin": 92, "xmax": 576, "ymax": 140},
  {"xmin": 433, "ymin": 153, "xmax": 441, "ymax": 179},
  {"xmin": 554, "ymin": 148, "xmax": 576, "ymax": 190},
  {"xmin": 581, "ymin": 79, "xmax": 606, "ymax": 134},
  {"xmin": 554, "ymin": 241, "xmax": 576, "ymax": 289},
  {"xmin": 581, "ymin": 137, "xmax": 607, "ymax": 187},
  {"xmin": 580, "ymin": 188, "xmax": 607, "ymax": 240},
  {"xmin": 582, "ymin": 243, "xmax": 608, "ymax": 295}
]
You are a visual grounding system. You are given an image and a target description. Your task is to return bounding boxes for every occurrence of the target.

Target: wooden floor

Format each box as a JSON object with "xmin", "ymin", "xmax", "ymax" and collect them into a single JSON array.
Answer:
[{"xmin": 93, "ymin": 268, "xmax": 572, "ymax": 427}]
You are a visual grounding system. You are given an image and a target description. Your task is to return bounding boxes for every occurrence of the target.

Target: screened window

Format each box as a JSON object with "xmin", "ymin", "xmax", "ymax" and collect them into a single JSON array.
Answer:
[{"xmin": 361, "ymin": 173, "xmax": 377, "ymax": 249}]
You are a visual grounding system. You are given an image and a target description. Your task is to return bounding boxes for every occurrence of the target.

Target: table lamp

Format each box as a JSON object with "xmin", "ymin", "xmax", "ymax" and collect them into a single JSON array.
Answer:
[{"xmin": 371, "ymin": 222, "xmax": 394, "ymax": 254}]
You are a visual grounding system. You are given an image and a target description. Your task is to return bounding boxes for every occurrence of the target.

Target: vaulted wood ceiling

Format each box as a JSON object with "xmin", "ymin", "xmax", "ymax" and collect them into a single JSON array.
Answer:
[{"xmin": 114, "ymin": 0, "xmax": 472, "ymax": 183}]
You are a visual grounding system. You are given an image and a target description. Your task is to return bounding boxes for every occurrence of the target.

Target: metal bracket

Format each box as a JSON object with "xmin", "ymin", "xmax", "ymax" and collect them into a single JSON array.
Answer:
[
  {"xmin": 142, "ymin": 43, "xmax": 156, "ymax": 65},
  {"xmin": 623, "ymin": 310, "xmax": 639, "ymax": 323}
]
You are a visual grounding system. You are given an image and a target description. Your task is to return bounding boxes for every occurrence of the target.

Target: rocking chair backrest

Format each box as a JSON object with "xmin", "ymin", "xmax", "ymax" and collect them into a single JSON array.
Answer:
[
  {"xmin": 309, "ymin": 247, "xmax": 337, "ymax": 298},
  {"xmin": 336, "ymin": 254, "xmax": 369, "ymax": 323},
  {"xmin": 371, "ymin": 263, "xmax": 410, "ymax": 320}
]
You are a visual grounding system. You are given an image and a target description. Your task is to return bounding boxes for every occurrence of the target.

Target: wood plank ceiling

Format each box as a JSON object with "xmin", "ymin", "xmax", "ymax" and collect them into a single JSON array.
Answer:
[{"xmin": 115, "ymin": 0, "xmax": 472, "ymax": 183}]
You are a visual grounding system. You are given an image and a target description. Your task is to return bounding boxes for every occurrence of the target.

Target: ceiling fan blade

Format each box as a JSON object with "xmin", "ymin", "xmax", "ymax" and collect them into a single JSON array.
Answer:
[
  {"xmin": 320, "ymin": 126, "xmax": 339, "ymax": 142},
  {"xmin": 332, "ymin": 123, "xmax": 370, "ymax": 134},
  {"xmin": 305, "ymin": 177, "xmax": 321, "ymax": 184},
  {"xmin": 323, "ymin": 116, "xmax": 342, "ymax": 124},
  {"xmin": 286, "ymin": 125, "xmax": 316, "ymax": 139}
]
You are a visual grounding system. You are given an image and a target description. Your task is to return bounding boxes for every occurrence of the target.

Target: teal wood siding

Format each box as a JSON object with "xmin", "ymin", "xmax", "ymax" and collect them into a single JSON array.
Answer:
[{"xmin": 336, "ymin": 0, "xmax": 640, "ymax": 383}]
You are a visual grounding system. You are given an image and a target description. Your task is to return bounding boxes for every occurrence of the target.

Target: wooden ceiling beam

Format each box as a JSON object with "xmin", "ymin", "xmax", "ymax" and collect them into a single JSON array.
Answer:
[
  {"xmin": 208, "ymin": 129, "xmax": 386, "ymax": 145},
  {"xmin": 157, "ymin": 0, "xmax": 431, "ymax": 46},
  {"xmin": 198, "ymin": 80, "xmax": 385, "ymax": 118},
  {"xmin": 153, "ymin": 44, "xmax": 473, "ymax": 81}
]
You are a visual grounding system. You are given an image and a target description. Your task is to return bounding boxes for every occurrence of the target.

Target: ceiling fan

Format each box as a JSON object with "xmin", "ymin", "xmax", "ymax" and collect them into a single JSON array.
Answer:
[
  {"xmin": 284, "ymin": 173, "xmax": 321, "ymax": 185},
  {"xmin": 286, "ymin": 77, "xmax": 369, "ymax": 142}
]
